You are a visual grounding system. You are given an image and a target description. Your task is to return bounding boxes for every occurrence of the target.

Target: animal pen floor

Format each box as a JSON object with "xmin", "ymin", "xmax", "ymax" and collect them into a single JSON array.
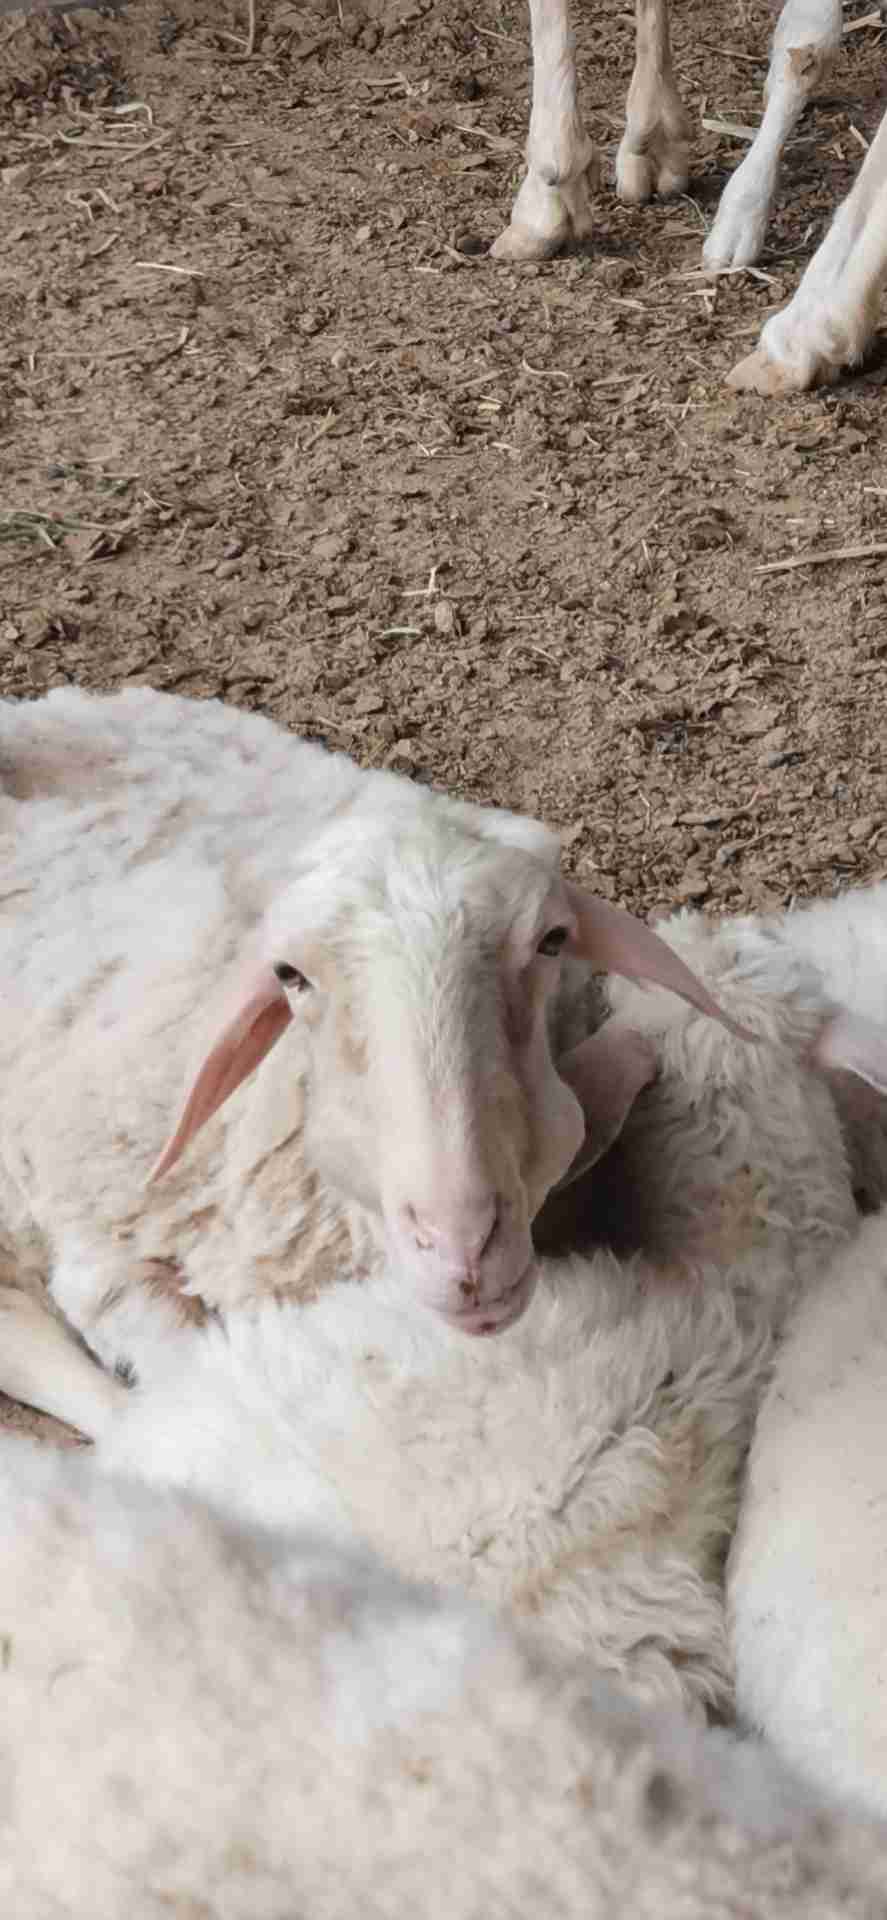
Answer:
[{"xmin": 1, "ymin": 0, "xmax": 887, "ymax": 1433}]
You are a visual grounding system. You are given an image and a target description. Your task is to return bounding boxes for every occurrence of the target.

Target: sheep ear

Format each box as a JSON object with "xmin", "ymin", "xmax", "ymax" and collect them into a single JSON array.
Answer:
[
  {"xmin": 813, "ymin": 1010, "xmax": 887, "ymax": 1094},
  {"xmin": 555, "ymin": 1022, "xmax": 657, "ymax": 1189},
  {"xmin": 149, "ymin": 967, "xmax": 292, "ymax": 1182},
  {"xmin": 565, "ymin": 885, "xmax": 752, "ymax": 1040}
]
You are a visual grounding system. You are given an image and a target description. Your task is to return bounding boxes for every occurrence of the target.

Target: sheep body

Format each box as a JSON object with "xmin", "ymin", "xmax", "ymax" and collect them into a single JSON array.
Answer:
[
  {"xmin": 730, "ymin": 1201, "xmax": 887, "ymax": 1816},
  {"xmin": 4, "ymin": 1432, "xmax": 887, "ymax": 1920}
]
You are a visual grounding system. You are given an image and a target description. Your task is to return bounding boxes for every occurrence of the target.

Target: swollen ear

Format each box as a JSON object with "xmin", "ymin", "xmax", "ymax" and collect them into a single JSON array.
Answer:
[
  {"xmin": 149, "ymin": 966, "xmax": 293, "ymax": 1182},
  {"xmin": 566, "ymin": 885, "xmax": 753, "ymax": 1040},
  {"xmin": 555, "ymin": 1020, "xmax": 657, "ymax": 1190},
  {"xmin": 812, "ymin": 1010, "xmax": 887, "ymax": 1094}
]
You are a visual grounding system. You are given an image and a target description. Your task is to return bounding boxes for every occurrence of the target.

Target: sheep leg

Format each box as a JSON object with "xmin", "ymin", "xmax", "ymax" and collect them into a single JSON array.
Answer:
[
  {"xmin": 615, "ymin": 0, "xmax": 690, "ymax": 205},
  {"xmin": 491, "ymin": 0, "xmax": 597, "ymax": 262},
  {"xmin": 0, "ymin": 1286, "xmax": 127, "ymax": 1441},
  {"xmin": 728, "ymin": 102, "xmax": 887, "ymax": 393},
  {"xmin": 704, "ymin": 0, "xmax": 842, "ymax": 269}
]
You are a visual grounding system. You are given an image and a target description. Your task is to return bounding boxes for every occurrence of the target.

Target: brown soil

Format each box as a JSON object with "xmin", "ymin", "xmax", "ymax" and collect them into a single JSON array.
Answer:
[{"xmin": 1, "ymin": 0, "xmax": 887, "ymax": 1432}]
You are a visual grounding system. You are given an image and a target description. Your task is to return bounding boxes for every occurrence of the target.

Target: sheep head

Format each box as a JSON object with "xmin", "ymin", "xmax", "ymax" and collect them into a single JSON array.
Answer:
[{"xmin": 151, "ymin": 788, "xmax": 743, "ymax": 1334}]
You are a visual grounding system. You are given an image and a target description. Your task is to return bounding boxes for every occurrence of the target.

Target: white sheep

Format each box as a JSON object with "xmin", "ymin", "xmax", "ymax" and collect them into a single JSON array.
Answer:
[
  {"xmin": 492, "ymin": 0, "xmax": 841, "ymax": 275},
  {"xmin": 0, "ymin": 683, "xmax": 732, "ymax": 1436},
  {"xmin": 78, "ymin": 900, "xmax": 887, "ymax": 1724},
  {"xmin": 727, "ymin": 886, "xmax": 887, "ymax": 1815},
  {"xmin": 690, "ymin": 880, "xmax": 887, "ymax": 1817},
  {"xmin": 5, "ymin": 1431, "xmax": 887, "ymax": 1920},
  {"xmin": 728, "ymin": 1202, "xmax": 887, "ymax": 1819}
]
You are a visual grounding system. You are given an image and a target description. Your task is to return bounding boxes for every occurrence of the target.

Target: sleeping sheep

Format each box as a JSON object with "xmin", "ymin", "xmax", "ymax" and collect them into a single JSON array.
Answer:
[{"xmin": 0, "ymin": 682, "xmax": 735, "ymax": 1435}]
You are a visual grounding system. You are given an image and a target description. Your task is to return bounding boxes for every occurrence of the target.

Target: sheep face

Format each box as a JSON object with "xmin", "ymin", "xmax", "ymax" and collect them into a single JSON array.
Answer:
[{"xmin": 273, "ymin": 821, "xmax": 585, "ymax": 1334}]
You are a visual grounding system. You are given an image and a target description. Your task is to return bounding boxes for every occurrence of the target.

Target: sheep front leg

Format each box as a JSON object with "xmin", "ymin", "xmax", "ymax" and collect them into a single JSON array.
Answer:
[
  {"xmin": 728, "ymin": 102, "xmax": 887, "ymax": 393},
  {"xmin": 0, "ymin": 1287, "xmax": 128, "ymax": 1441},
  {"xmin": 704, "ymin": 0, "xmax": 842, "ymax": 269},
  {"xmin": 491, "ymin": 0, "xmax": 596, "ymax": 262},
  {"xmin": 615, "ymin": 0, "xmax": 690, "ymax": 205}
]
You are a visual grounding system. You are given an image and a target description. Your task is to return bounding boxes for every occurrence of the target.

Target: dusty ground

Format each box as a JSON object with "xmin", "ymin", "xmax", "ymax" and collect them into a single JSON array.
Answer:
[
  {"xmin": 3, "ymin": 0, "xmax": 887, "ymax": 909},
  {"xmin": 1, "ymin": 0, "xmax": 887, "ymax": 1425}
]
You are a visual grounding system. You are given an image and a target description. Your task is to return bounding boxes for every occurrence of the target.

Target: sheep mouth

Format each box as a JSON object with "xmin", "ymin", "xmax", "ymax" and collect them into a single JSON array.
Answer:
[{"xmin": 447, "ymin": 1261, "xmax": 537, "ymax": 1339}]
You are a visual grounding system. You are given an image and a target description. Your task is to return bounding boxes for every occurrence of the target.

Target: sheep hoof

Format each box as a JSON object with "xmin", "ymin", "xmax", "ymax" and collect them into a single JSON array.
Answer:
[
  {"xmin": 490, "ymin": 220, "xmax": 569, "ymax": 263},
  {"xmin": 616, "ymin": 133, "xmax": 690, "ymax": 206},
  {"xmin": 703, "ymin": 201, "xmax": 768, "ymax": 271},
  {"xmin": 616, "ymin": 149, "xmax": 654, "ymax": 205},
  {"xmin": 726, "ymin": 347, "xmax": 813, "ymax": 395},
  {"xmin": 491, "ymin": 166, "xmax": 595, "ymax": 262}
]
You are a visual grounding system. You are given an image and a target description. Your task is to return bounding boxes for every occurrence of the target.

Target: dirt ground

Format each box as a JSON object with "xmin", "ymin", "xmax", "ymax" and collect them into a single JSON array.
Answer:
[
  {"xmin": 3, "ymin": 0, "xmax": 887, "ymax": 913},
  {"xmin": 1, "ymin": 1, "xmax": 887, "ymax": 1438}
]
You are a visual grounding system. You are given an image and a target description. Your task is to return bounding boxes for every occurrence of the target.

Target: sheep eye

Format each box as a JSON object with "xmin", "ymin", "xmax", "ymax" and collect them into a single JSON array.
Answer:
[
  {"xmin": 537, "ymin": 926, "xmax": 569, "ymax": 957},
  {"xmin": 273, "ymin": 962, "xmax": 309, "ymax": 991}
]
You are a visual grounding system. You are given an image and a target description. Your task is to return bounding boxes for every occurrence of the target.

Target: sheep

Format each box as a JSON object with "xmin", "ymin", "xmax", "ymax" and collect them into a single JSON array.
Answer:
[
  {"xmin": 0, "ymin": 683, "xmax": 736, "ymax": 1439},
  {"xmin": 694, "ymin": 878, "xmax": 887, "ymax": 1814},
  {"xmin": 6, "ymin": 1431, "xmax": 887, "ymax": 1920},
  {"xmin": 730, "ymin": 1212, "xmax": 887, "ymax": 1819},
  {"xmin": 492, "ymin": 0, "xmax": 841, "ymax": 276},
  {"xmin": 79, "ymin": 900, "xmax": 887, "ymax": 1726}
]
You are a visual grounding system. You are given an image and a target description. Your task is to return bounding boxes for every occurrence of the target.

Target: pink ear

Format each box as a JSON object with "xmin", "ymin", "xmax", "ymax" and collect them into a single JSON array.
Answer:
[
  {"xmin": 812, "ymin": 1010, "xmax": 887, "ymax": 1094},
  {"xmin": 556, "ymin": 1021, "xmax": 657, "ymax": 1189},
  {"xmin": 149, "ymin": 966, "xmax": 293, "ymax": 1182},
  {"xmin": 566, "ymin": 885, "xmax": 753, "ymax": 1041}
]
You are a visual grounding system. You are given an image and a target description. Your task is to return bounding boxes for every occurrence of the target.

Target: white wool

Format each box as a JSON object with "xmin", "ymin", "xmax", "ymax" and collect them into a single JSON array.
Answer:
[
  {"xmin": 730, "ymin": 1201, "xmax": 887, "ymax": 1817},
  {"xmin": 4, "ymin": 1434, "xmax": 887, "ymax": 1920}
]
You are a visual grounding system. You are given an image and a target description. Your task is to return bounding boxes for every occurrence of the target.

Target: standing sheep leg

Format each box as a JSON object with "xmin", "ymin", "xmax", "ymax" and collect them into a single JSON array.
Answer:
[
  {"xmin": 0, "ymin": 1287, "xmax": 128, "ymax": 1441},
  {"xmin": 728, "ymin": 103, "xmax": 887, "ymax": 393},
  {"xmin": 615, "ymin": 0, "xmax": 690, "ymax": 205},
  {"xmin": 704, "ymin": 0, "xmax": 842, "ymax": 269},
  {"xmin": 491, "ymin": 0, "xmax": 597, "ymax": 262}
]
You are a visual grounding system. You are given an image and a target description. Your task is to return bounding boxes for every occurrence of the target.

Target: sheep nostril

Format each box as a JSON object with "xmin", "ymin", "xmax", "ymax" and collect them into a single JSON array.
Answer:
[
  {"xmin": 459, "ymin": 1278, "xmax": 479, "ymax": 1301},
  {"xmin": 402, "ymin": 1197, "xmax": 501, "ymax": 1263}
]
